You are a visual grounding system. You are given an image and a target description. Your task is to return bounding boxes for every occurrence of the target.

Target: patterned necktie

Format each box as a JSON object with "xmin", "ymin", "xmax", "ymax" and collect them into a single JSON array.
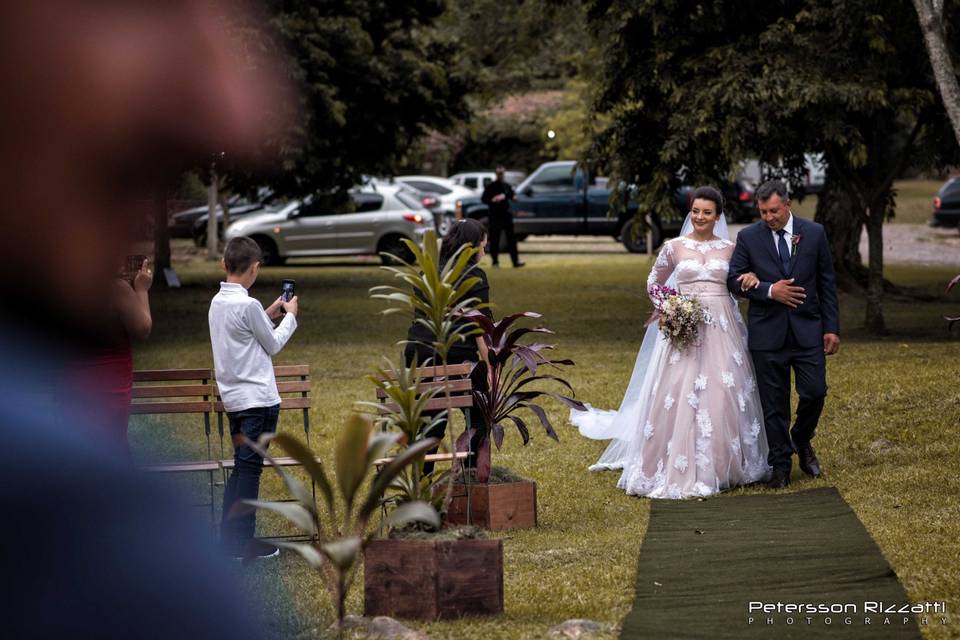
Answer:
[{"xmin": 777, "ymin": 229, "xmax": 790, "ymax": 273}]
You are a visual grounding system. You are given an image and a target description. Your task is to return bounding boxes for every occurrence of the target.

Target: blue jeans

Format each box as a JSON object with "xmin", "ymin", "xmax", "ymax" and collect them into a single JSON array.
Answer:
[{"xmin": 220, "ymin": 404, "xmax": 279, "ymax": 555}]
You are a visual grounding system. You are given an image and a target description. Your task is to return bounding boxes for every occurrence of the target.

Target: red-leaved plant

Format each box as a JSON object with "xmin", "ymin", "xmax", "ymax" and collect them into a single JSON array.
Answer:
[{"xmin": 458, "ymin": 310, "xmax": 586, "ymax": 483}]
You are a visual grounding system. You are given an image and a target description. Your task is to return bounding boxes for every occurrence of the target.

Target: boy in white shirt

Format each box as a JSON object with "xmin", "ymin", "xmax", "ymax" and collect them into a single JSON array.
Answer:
[{"xmin": 209, "ymin": 237, "xmax": 298, "ymax": 559}]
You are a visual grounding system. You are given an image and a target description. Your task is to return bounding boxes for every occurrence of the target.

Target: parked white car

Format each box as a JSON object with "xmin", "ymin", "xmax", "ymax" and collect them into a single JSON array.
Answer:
[
  {"xmin": 449, "ymin": 170, "xmax": 526, "ymax": 192},
  {"xmin": 394, "ymin": 175, "xmax": 476, "ymax": 224},
  {"xmin": 224, "ymin": 184, "xmax": 432, "ymax": 265}
]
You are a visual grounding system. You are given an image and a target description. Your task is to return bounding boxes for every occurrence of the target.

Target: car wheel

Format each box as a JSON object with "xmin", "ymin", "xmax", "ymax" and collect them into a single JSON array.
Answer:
[
  {"xmin": 379, "ymin": 234, "xmax": 414, "ymax": 265},
  {"xmin": 620, "ymin": 216, "xmax": 661, "ymax": 253},
  {"xmin": 252, "ymin": 235, "xmax": 285, "ymax": 266}
]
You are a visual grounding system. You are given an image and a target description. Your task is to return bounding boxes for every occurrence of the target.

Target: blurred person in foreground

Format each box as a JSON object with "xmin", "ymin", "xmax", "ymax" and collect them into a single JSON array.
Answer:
[
  {"xmin": 0, "ymin": 1, "xmax": 288, "ymax": 637},
  {"xmin": 211, "ymin": 237, "xmax": 298, "ymax": 560}
]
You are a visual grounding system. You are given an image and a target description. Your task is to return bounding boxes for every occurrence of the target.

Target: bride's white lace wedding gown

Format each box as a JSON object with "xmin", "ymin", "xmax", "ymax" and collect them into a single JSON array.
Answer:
[{"xmin": 571, "ymin": 236, "xmax": 771, "ymax": 498}]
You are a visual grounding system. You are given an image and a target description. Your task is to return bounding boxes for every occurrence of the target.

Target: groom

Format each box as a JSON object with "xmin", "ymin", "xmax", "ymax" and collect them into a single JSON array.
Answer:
[{"xmin": 727, "ymin": 180, "xmax": 840, "ymax": 489}]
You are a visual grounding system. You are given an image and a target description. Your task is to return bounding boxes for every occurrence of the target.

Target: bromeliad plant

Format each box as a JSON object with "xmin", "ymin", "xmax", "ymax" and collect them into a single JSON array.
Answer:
[
  {"xmin": 462, "ymin": 310, "xmax": 586, "ymax": 483},
  {"xmin": 361, "ymin": 358, "xmax": 448, "ymax": 520},
  {"xmin": 370, "ymin": 228, "xmax": 487, "ymax": 509},
  {"xmin": 240, "ymin": 415, "xmax": 439, "ymax": 630}
]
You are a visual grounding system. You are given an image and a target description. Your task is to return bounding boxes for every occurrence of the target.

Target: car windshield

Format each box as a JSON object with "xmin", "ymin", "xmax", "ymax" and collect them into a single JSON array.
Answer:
[
  {"xmin": 395, "ymin": 191, "xmax": 424, "ymax": 209},
  {"xmin": 406, "ymin": 180, "xmax": 452, "ymax": 195}
]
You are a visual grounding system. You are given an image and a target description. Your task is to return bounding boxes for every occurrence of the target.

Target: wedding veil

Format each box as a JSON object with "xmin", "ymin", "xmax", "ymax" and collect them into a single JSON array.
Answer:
[{"xmin": 571, "ymin": 211, "xmax": 732, "ymax": 470}]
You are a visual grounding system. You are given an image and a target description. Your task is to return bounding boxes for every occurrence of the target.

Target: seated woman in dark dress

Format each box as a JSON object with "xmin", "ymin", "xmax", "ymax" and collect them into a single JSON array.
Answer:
[{"xmin": 404, "ymin": 218, "xmax": 492, "ymax": 472}]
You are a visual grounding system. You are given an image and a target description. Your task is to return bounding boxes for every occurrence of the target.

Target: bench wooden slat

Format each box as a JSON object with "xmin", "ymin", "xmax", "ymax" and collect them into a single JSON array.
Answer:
[
  {"xmin": 213, "ymin": 397, "xmax": 311, "ymax": 413},
  {"xmin": 221, "ymin": 455, "xmax": 315, "ymax": 469},
  {"xmin": 131, "ymin": 401, "xmax": 212, "ymax": 415},
  {"xmin": 132, "ymin": 384, "xmax": 215, "ymax": 399},
  {"xmin": 372, "ymin": 451, "xmax": 470, "ymax": 467},
  {"xmin": 377, "ymin": 363, "xmax": 473, "ymax": 380},
  {"xmin": 375, "ymin": 378, "xmax": 473, "ymax": 399},
  {"xmin": 379, "ymin": 396, "xmax": 473, "ymax": 414},
  {"xmin": 276, "ymin": 380, "xmax": 312, "ymax": 393},
  {"xmin": 273, "ymin": 364, "xmax": 311, "ymax": 377},
  {"xmin": 133, "ymin": 369, "xmax": 212, "ymax": 382},
  {"xmin": 142, "ymin": 460, "xmax": 220, "ymax": 473},
  {"xmin": 280, "ymin": 397, "xmax": 311, "ymax": 410}
]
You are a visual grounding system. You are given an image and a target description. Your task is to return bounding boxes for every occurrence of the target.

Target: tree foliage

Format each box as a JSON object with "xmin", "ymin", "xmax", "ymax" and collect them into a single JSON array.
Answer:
[
  {"xmin": 230, "ymin": 1, "xmax": 472, "ymax": 203},
  {"xmin": 587, "ymin": 0, "xmax": 960, "ymax": 331}
]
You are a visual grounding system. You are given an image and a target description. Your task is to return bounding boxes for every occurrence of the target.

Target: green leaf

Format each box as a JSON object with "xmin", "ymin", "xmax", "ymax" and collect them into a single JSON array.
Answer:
[
  {"xmin": 383, "ymin": 500, "xmax": 441, "ymax": 531},
  {"xmin": 270, "ymin": 432, "xmax": 333, "ymax": 512},
  {"xmin": 241, "ymin": 499, "xmax": 317, "ymax": 535},
  {"xmin": 275, "ymin": 541, "xmax": 325, "ymax": 570},
  {"xmin": 320, "ymin": 537, "xmax": 362, "ymax": 572},
  {"xmin": 335, "ymin": 414, "xmax": 374, "ymax": 506}
]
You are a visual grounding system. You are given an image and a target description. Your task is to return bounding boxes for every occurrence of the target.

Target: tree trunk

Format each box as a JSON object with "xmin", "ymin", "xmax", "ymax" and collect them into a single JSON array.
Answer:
[
  {"xmin": 206, "ymin": 167, "xmax": 219, "ymax": 260},
  {"xmin": 864, "ymin": 205, "xmax": 886, "ymax": 333},
  {"xmin": 220, "ymin": 187, "xmax": 232, "ymax": 230},
  {"xmin": 813, "ymin": 173, "xmax": 866, "ymax": 292},
  {"xmin": 153, "ymin": 188, "xmax": 171, "ymax": 290},
  {"xmin": 913, "ymin": 0, "xmax": 960, "ymax": 147}
]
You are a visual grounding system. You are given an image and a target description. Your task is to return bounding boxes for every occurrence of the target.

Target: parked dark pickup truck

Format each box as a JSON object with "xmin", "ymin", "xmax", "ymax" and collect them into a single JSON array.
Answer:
[{"xmin": 454, "ymin": 161, "xmax": 755, "ymax": 252}]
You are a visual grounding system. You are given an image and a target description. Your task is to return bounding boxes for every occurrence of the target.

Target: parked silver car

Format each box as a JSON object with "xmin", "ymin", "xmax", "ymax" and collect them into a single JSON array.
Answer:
[{"xmin": 224, "ymin": 184, "xmax": 432, "ymax": 265}]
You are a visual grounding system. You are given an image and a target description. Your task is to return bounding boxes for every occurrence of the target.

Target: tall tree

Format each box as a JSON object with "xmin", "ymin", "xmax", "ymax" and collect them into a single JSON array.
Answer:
[
  {"xmin": 586, "ymin": 0, "xmax": 959, "ymax": 332},
  {"xmin": 913, "ymin": 0, "xmax": 960, "ymax": 146},
  {"xmin": 256, "ymin": 1, "xmax": 471, "ymax": 202}
]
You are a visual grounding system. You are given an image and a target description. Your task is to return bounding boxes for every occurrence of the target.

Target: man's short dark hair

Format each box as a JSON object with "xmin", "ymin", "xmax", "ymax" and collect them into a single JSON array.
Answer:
[
  {"xmin": 223, "ymin": 237, "xmax": 262, "ymax": 274},
  {"xmin": 756, "ymin": 180, "xmax": 790, "ymax": 202}
]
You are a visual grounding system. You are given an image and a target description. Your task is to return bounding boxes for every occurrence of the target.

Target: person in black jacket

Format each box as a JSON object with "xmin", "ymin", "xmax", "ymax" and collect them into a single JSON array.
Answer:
[
  {"xmin": 480, "ymin": 165, "xmax": 525, "ymax": 268},
  {"xmin": 405, "ymin": 218, "xmax": 492, "ymax": 471}
]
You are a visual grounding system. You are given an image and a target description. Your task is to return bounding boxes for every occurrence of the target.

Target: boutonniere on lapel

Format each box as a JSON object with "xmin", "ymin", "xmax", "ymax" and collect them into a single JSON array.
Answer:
[{"xmin": 791, "ymin": 234, "xmax": 802, "ymax": 251}]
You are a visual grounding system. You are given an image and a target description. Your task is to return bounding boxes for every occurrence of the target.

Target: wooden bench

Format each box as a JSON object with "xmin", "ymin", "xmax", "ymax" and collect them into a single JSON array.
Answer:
[
  {"xmin": 131, "ymin": 368, "xmax": 219, "ymax": 521},
  {"xmin": 215, "ymin": 364, "xmax": 314, "ymax": 471},
  {"xmin": 132, "ymin": 365, "xmax": 316, "ymax": 534}
]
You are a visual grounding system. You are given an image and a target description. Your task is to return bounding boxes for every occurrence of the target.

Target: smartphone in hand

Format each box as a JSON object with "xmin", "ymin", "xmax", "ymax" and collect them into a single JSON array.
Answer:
[{"xmin": 281, "ymin": 279, "xmax": 296, "ymax": 302}]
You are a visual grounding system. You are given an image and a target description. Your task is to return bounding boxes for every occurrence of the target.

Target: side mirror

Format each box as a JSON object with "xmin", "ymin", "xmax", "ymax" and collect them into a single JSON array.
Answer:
[
  {"xmin": 287, "ymin": 208, "xmax": 300, "ymax": 219},
  {"xmin": 521, "ymin": 186, "xmax": 533, "ymax": 197}
]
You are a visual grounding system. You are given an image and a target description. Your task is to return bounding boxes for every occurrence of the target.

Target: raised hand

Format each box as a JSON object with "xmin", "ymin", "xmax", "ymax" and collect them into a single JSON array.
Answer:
[
  {"xmin": 281, "ymin": 295, "xmax": 299, "ymax": 318},
  {"xmin": 770, "ymin": 278, "xmax": 805, "ymax": 308}
]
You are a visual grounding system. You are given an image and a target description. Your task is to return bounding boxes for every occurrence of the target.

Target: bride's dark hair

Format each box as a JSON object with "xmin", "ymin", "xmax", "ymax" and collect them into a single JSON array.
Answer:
[
  {"xmin": 691, "ymin": 185, "xmax": 724, "ymax": 215},
  {"xmin": 440, "ymin": 218, "xmax": 487, "ymax": 265}
]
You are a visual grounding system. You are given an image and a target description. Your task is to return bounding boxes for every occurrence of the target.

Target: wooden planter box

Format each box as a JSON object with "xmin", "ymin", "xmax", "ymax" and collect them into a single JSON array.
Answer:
[
  {"xmin": 445, "ymin": 480, "xmax": 537, "ymax": 530},
  {"xmin": 363, "ymin": 538, "xmax": 503, "ymax": 619}
]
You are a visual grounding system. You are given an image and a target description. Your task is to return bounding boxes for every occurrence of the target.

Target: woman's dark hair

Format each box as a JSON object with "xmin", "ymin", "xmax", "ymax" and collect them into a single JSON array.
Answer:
[
  {"xmin": 690, "ymin": 185, "xmax": 724, "ymax": 215},
  {"xmin": 440, "ymin": 218, "xmax": 487, "ymax": 265}
]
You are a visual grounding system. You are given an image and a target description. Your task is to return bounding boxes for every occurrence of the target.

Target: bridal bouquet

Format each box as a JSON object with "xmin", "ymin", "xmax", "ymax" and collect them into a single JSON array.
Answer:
[{"xmin": 649, "ymin": 284, "xmax": 707, "ymax": 351}]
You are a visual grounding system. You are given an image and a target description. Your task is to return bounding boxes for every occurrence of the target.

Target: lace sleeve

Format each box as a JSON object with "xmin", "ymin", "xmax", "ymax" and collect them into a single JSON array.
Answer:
[{"xmin": 646, "ymin": 240, "xmax": 675, "ymax": 298}]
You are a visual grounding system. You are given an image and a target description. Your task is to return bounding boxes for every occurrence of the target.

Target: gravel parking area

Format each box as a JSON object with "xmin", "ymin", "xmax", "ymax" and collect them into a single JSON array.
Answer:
[{"xmin": 518, "ymin": 222, "xmax": 960, "ymax": 267}]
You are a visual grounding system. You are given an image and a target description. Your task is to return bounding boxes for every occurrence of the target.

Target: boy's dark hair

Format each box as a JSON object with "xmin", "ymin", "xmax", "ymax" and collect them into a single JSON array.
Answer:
[{"xmin": 223, "ymin": 237, "xmax": 262, "ymax": 274}]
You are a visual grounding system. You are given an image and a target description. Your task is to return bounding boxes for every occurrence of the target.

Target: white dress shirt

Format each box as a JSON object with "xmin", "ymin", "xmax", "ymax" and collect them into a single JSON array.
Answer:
[
  {"xmin": 767, "ymin": 213, "xmax": 795, "ymax": 298},
  {"xmin": 209, "ymin": 282, "xmax": 298, "ymax": 412}
]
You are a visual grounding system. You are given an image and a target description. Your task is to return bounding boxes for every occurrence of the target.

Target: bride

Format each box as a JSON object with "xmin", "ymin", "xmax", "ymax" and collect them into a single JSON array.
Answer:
[{"xmin": 571, "ymin": 186, "xmax": 771, "ymax": 498}]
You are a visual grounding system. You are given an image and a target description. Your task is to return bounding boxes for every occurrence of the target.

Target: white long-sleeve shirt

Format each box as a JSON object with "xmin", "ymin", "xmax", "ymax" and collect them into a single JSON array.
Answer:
[{"xmin": 209, "ymin": 282, "xmax": 298, "ymax": 412}]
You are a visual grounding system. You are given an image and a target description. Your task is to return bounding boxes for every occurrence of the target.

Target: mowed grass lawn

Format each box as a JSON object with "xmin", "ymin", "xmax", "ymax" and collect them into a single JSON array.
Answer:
[{"xmin": 132, "ymin": 243, "xmax": 960, "ymax": 639}]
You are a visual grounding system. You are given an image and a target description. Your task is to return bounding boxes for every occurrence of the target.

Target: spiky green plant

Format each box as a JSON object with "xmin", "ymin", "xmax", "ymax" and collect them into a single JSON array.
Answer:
[
  {"xmin": 370, "ymin": 228, "xmax": 487, "ymax": 511},
  {"xmin": 240, "ymin": 415, "xmax": 439, "ymax": 630},
  {"xmin": 359, "ymin": 358, "xmax": 449, "ymax": 520}
]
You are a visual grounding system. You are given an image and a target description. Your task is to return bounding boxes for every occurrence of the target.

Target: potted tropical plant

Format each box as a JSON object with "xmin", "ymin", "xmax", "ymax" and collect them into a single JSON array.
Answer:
[
  {"xmin": 361, "ymin": 359, "xmax": 504, "ymax": 620},
  {"xmin": 444, "ymin": 310, "xmax": 586, "ymax": 530},
  {"xmin": 239, "ymin": 415, "xmax": 439, "ymax": 632}
]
